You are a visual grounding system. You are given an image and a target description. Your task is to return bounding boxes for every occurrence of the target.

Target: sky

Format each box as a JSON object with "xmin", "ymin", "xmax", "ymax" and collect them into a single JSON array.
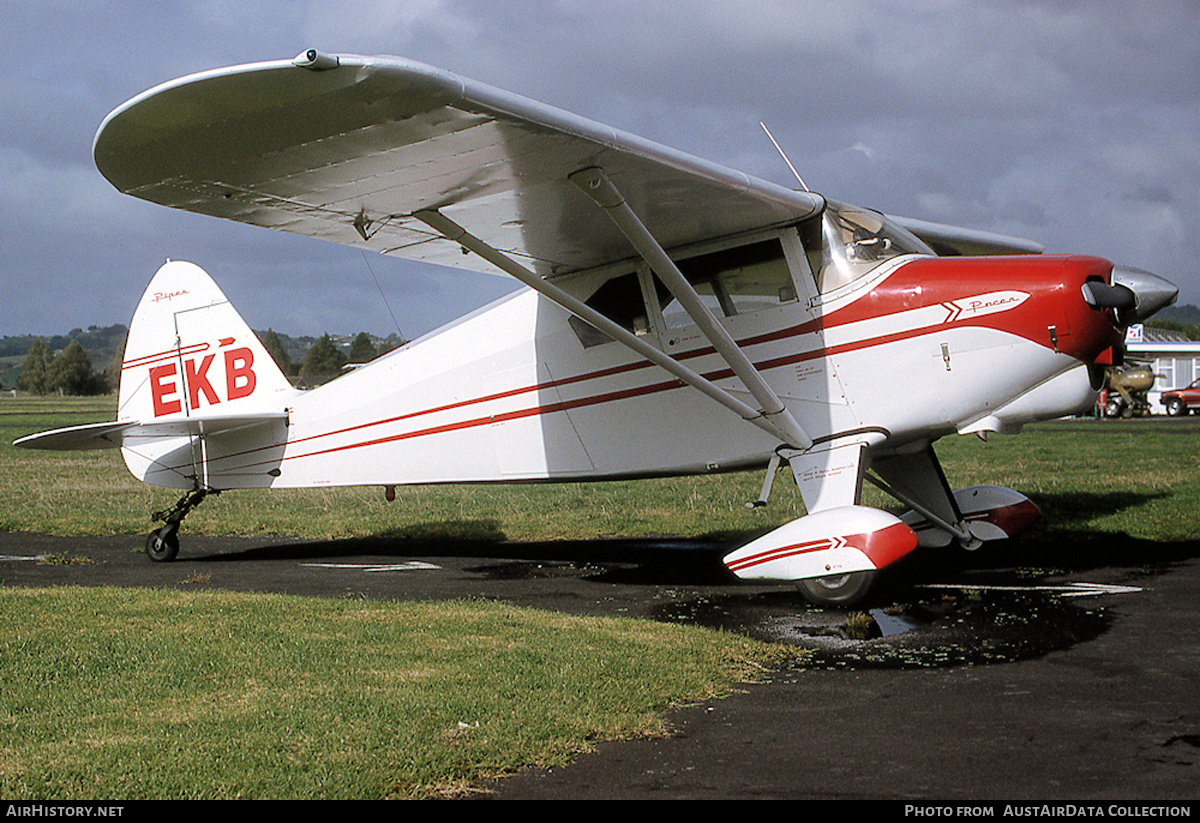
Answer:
[{"xmin": 2, "ymin": 0, "xmax": 1197, "ymax": 341}]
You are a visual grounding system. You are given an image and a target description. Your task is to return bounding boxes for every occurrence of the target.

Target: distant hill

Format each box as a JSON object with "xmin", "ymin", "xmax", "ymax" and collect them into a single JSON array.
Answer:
[
  {"xmin": 1155, "ymin": 303, "xmax": 1200, "ymax": 325},
  {"xmin": 0, "ymin": 325, "xmax": 128, "ymax": 392},
  {"xmin": 1148, "ymin": 303, "xmax": 1200, "ymax": 340},
  {"xmin": 0, "ymin": 324, "xmax": 129, "ymax": 360}
]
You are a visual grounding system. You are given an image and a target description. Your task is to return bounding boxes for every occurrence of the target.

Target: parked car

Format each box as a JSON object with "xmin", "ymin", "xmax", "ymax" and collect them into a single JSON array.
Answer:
[{"xmin": 1161, "ymin": 378, "xmax": 1200, "ymax": 416}]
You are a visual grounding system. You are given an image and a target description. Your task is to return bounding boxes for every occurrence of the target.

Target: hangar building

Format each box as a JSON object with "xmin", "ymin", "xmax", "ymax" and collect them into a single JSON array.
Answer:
[{"xmin": 1124, "ymin": 324, "xmax": 1200, "ymax": 413}]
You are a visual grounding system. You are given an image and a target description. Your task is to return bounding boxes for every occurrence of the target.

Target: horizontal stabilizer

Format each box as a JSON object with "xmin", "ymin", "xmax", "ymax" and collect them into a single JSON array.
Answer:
[
  {"xmin": 14, "ymin": 421, "xmax": 136, "ymax": 451},
  {"xmin": 15, "ymin": 411, "xmax": 288, "ymax": 452},
  {"xmin": 724, "ymin": 506, "xmax": 917, "ymax": 581}
]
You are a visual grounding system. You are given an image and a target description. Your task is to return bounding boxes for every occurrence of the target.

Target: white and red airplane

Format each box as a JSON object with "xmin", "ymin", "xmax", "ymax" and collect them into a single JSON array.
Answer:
[{"xmin": 16, "ymin": 50, "xmax": 1177, "ymax": 605}]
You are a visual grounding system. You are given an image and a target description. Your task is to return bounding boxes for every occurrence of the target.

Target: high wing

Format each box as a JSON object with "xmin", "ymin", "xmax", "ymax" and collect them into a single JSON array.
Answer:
[
  {"xmin": 94, "ymin": 50, "xmax": 825, "ymax": 279},
  {"xmin": 90, "ymin": 49, "xmax": 1045, "ymax": 454}
]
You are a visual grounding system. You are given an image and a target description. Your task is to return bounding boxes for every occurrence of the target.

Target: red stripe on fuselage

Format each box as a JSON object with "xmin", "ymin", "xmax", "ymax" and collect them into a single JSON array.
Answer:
[{"xmin": 194, "ymin": 254, "xmax": 1122, "ymax": 470}]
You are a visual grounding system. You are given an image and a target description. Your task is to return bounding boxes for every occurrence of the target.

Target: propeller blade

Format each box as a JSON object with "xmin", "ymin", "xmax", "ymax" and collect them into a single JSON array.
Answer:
[{"xmin": 1110, "ymin": 266, "xmax": 1178, "ymax": 323}]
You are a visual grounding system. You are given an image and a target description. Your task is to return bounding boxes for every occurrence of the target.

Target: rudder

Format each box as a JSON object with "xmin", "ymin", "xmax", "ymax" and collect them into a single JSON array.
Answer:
[{"xmin": 118, "ymin": 260, "xmax": 294, "ymax": 424}]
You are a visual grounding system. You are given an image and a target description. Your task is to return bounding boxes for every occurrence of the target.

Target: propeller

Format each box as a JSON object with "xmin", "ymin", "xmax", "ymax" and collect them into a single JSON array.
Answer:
[{"xmin": 1082, "ymin": 266, "xmax": 1178, "ymax": 326}]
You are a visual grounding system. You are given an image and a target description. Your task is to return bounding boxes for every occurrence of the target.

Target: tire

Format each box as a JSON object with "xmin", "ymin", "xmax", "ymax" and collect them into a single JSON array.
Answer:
[
  {"xmin": 1104, "ymin": 401, "xmax": 1122, "ymax": 418},
  {"xmin": 146, "ymin": 528, "xmax": 179, "ymax": 562},
  {"xmin": 1165, "ymin": 397, "xmax": 1185, "ymax": 417},
  {"xmin": 797, "ymin": 570, "xmax": 877, "ymax": 607}
]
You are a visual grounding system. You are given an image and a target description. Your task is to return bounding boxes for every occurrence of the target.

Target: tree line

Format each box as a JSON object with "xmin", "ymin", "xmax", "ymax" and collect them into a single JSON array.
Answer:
[
  {"xmin": 16, "ymin": 339, "xmax": 110, "ymax": 395},
  {"xmin": 259, "ymin": 329, "xmax": 397, "ymax": 385},
  {"xmin": 11, "ymin": 329, "xmax": 398, "ymax": 396}
]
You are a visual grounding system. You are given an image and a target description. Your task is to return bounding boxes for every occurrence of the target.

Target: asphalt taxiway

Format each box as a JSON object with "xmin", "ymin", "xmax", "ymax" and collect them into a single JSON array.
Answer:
[{"xmin": 1, "ymin": 530, "xmax": 1197, "ymax": 800}]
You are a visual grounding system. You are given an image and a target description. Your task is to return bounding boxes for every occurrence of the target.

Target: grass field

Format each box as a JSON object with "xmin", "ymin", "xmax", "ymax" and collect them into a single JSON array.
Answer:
[
  {"xmin": 0, "ymin": 396, "xmax": 803, "ymax": 799},
  {"xmin": 0, "ymin": 587, "xmax": 789, "ymax": 799},
  {"xmin": 2, "ymin": 395, "xmax": 1197, "ymax": 543},
  {"xmin": 0, "ymin": 395, "xmax": 814, "ymax": 542},
  {"xmin": 1, "ymin": 395, "xmax": 1198, "ymax": 798}
]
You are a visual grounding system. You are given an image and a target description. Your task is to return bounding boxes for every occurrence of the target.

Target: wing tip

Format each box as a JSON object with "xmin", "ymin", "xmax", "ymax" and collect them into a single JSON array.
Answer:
[{"xmin": 890, "ymin": 215, "xmax": 1045, "ymax": 256}]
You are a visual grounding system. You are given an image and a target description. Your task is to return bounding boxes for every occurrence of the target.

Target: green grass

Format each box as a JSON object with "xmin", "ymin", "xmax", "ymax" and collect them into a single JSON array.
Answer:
[
  {"xmin": 2, "ymin": 395, "xmax": 1197, "ymax": 543},
  {"xmin": 0, "ymin": 587, "xmax": 788, "ymax": 799},
  {"xmin": 932, "ymin": 418, "xmax": 1200, "ymax": 542},
  {"xmin": 0, "ymin": 395, "xmax": 808, "ymax": 541},
  {"xmin": 2, "ymin": 396, "xmax": 1198, "ymax": 798},
  {"xmin": 0, "ymin": 395, "xmax": 798, "ymax": 799}
]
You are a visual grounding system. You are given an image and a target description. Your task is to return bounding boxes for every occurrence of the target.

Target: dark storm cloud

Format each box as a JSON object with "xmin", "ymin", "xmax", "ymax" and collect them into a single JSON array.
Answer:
[{"xmin": 2, "ymin": 0, "xmax": 1197, "ymax": 337}]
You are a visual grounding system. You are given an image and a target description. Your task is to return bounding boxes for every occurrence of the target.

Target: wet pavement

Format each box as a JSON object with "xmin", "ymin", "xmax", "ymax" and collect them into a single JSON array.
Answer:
[{"xmin": 1, "ymin": 530, "xmax": 1198, "ymax": 800}]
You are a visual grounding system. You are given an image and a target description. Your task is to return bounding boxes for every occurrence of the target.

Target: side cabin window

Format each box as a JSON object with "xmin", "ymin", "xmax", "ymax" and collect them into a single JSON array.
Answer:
[
  {"xmin": 658, "ymin": 239, "xmax": 796, "ymax": 329},
  {"xmin": 566, "ymin": 212, "xmax": 930, "ymax": 348},
  {"xmin": 569, "ymin": 237, "xmax": 798, "ymax": 347},
  {"xmin": 807, "ymin": 205, "xmax": 934, "ymax": 294}
]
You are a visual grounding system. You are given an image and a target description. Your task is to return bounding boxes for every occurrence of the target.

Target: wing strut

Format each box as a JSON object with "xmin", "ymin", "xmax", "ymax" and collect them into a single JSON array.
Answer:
[
  {"xmin": 413, "ymin": 209, "xmax": 803, "ymax": 446},
  {"xmin": 568, "ymin": 167, "xmax": 812, "ymax": 450}
]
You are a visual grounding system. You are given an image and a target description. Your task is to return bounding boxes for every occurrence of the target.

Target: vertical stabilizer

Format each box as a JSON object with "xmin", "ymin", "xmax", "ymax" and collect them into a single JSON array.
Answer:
[{"xmin": 118, "ymin": 260, "xmax": 295, "ymax": 423}]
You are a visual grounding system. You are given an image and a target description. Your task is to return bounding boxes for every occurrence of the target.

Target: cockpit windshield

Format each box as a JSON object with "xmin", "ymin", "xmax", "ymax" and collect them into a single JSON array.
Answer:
[{"xmin": 806, "ymin": 204, "xmax": 934, "ymax": 294}]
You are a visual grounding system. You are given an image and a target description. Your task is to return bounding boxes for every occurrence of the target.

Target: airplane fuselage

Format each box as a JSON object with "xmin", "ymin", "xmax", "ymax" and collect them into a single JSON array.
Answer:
[{"xmin": 128, "ymin": 243, "xmax": 1122, "ymax": 494}]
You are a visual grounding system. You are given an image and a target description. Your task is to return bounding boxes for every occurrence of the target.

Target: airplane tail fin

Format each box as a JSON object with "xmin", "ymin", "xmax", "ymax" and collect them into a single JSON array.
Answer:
[
  {"xmin": 107, "ymin": 260, "xmax": 298, "ymax": 488},
  {"xmin": 16, "ymin": 261, "xmax": 297, "ymax": 489},
  {"xmin": 118, "ymin": 260, "xmax": 295, "ymax": 423}
]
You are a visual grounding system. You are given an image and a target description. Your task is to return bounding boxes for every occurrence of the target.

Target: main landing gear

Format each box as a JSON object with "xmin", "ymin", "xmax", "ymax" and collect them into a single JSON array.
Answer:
[
  {"xmin": 798, "ymin": 570, "xmax": 878, "ymax": 607},
  {"xmin": 146, "ymin": 486, "xmax": 217, "ymax": 562}
]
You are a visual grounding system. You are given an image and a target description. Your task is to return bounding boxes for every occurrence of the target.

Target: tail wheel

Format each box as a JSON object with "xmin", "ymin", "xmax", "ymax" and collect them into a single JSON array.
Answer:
[
  {"xmin": 146, "ymin": 528, "xmax": 179, "ymax": 562},
  {"xmin": 798, "ymin": 570, "xmax": 877, "ymax": 607}
]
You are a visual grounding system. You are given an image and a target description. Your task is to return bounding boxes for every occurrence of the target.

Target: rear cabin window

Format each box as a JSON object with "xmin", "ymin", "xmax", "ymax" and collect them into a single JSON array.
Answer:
[{"xmin": 569, "ymin": 271, "xmax": 649, "ymax": 348}]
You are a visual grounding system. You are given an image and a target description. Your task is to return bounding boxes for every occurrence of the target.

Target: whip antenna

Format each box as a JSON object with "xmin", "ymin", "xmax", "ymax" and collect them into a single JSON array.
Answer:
[
  {"xmin": 361, "ymin": 251, "xmax": 405, "ymax": 342},
  {"xmin": 760, "ymin": 122, "xmax": 809, "ymax": 192}
]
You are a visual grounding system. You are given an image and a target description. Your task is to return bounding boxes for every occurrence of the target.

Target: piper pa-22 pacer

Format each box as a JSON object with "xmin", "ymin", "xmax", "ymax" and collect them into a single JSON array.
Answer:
[{"xmin": 17, "ymin": 50, "xmax": 1179, "ymax": 605}]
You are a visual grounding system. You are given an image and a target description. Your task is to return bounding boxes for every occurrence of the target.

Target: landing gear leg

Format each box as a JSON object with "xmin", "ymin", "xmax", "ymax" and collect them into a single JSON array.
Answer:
[{"xmin": 146, "ymin": 486, "xmax": 216, "ymax": 562}]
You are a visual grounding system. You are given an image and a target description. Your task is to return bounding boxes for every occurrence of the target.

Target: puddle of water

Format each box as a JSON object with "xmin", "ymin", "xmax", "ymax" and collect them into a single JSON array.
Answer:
[
  {"xmin": 655, "ymin": 588, "xmax": 1112, "ymax": 670},
  {"xmin": 462, "ymin": 556, "xmax": 1117, "ymax": 671},
  {"xmin": 466, "ymin": 560, "xmax": 612, "ymax": 580},
  {"xmin": 870, "ymin": 608, "xmax": 924, "ymax": 637}
]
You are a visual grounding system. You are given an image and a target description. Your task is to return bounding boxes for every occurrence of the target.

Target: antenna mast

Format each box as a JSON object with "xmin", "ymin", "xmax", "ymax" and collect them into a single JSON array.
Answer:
[{"xmin": 760, "ymin": 122, "xmax": 809, "ymax": 192}]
